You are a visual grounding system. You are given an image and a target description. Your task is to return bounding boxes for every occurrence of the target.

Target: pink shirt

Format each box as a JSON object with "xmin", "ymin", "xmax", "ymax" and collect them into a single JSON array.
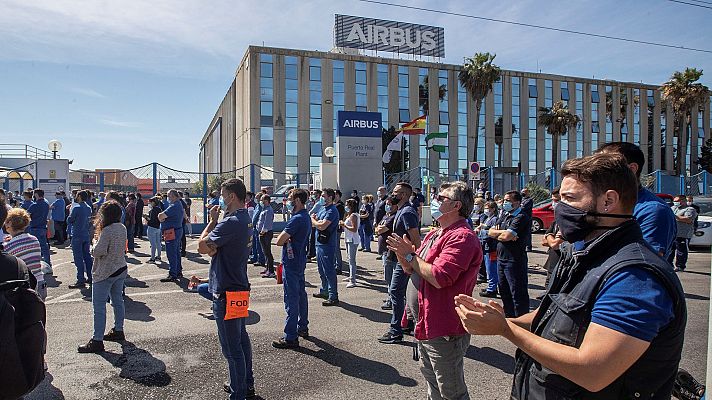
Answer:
[{"xmin": 414, "ymin": 218, "xmax": 482, "ymax": 340}]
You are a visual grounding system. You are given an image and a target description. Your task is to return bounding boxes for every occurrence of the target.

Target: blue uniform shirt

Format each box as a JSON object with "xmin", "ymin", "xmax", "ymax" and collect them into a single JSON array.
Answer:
[
  {"xmin": 67, "ymin": 202, "xmax": 92, "ymax": 240},
  {"xmin": 282, "ymin": 209, "xmax": 311, "ymax": 268},
  {"xmin": 315, "ymin": 204, "xmax": 339, "ymax": 248},
  {"xmin": 208, "ymin": 208, "xmax": 252, "ymax": 294},
  {"xmin": 50, "ymin": 198, "xmax": 66, "ymax": 221},
  {"xmin": 160, "ymin": 200, "xmax": 184, "ymax": 230},
  {"xmin": 257, "ymin": 206, "xmax": 275, "ymax": 232},
  {"xmin": 20, "ymin": 199, "xmax": 33, "ymax": 210},
  {"xmin": 634, "ymin": 187, "xmax": 677, "ymax": 258},
  {"xmin": 27, "ymin": 199, "xmax": 49, "ymax": 230}
]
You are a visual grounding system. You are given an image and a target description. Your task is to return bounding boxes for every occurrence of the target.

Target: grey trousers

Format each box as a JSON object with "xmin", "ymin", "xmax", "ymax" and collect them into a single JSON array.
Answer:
[{"xmin": 418, "ymin": 334, "xmax": 471, "ymax": 400}]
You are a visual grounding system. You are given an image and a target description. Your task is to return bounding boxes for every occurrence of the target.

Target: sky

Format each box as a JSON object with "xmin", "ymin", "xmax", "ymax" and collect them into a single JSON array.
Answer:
[{"xmin": 1, "ymin": 0, "xmax": 710, "ymax": 171}]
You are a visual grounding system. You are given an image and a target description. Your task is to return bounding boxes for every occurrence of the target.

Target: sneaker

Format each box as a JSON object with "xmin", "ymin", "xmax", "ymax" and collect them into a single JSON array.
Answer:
[
  {"xmin": 297, "ymin": 329, "xmax": 309, "ymax": 338},
  {"xmin": 377, "ymin": 332, "xmax": 403, "ymax": 344},
  {"xmin": 259, "ymin": 268, "xmax": 269, "ymax": 275},
  {"xmin": 673, "ymin": 368, "xmax": 705, "ymax": 400},
  {"xmin": 77, "ymin": 339, "xmax": 104, "ymax": 353},
  {"xmin": 103, "ymin": 329, "xmax": 125, "ymax": 342},
  {"xmin": 322, "ymin": 299, "xmax": 340, "ymax": 307},
  {"xmin": 272, "ymin": 337, "xmax": 300, "ymax": 349},
  {"xmin": 263, "ymin": 272, "xmax": 276, "ymax": 279},
  {"xmin": 479, "ymin": 289, "xmax": 499, "ymax": 298},
  {"xmin": 312, "ymin": 292, "xmax": 328, "ymax": 299},
  {"xmin": 160, "ymin": 276, "xmax": 177, "ymax": 282},
  {"xmin": 222, "ymin": 382, "xmax": 256, "ymax": 398},
  {"xmin": 155, "ymin": 258, "xmax": 162, "ymax": 263},
  {"xmin": 346, "ymin": 282, "xmax": 356, "ymax": 288},
  {"xmin": 381, "ymin": 302, "xmax": 393, "ymax": 310},
  {"xmin": 376, "ymin": 255, "xmax": 382, "ymax": 260},
  {"xmin": 148, "ymin": 258, "xmax": 155, "ymax": 263},
  {"xmin": 68, "ymin": 282, "xmax": 86, "ymax": 289}
]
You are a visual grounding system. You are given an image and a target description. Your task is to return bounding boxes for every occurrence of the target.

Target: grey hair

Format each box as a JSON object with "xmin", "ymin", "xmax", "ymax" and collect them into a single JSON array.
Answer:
[{"xmin": 440, "ymin": 181, "xmax": 475, "ymax": 218}]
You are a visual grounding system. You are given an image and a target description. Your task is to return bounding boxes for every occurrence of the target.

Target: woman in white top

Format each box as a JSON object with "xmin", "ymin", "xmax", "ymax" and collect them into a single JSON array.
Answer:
[{"xmin": 339, "ymin": 198, "xmax": 360, "ymax": 288}]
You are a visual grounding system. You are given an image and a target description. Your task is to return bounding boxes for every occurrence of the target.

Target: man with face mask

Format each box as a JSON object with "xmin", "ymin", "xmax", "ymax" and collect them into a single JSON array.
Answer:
[
  {"xmin": 158, "ymin": 189, "xmax": 184, "ymax": 282},
  {"xmin": 670, "ymin": 195, "xmax": 697, "ymax": 272},
  {"xmin": 456, "ymin": 152, "xmax": 686, "ymax": 399},
  {"xmin": 310, "ymin": 188, "xmax": 341, "ymax": 306},
  {"xmin": 487, "ymin": 190, "xmax": 531, "ymax": 317}
]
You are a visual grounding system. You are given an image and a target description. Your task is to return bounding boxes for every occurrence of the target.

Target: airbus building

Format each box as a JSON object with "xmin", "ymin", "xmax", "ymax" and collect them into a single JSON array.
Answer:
[{"xmin": 199, "ymin": 14, "xmax": 712, "ymax": 192}]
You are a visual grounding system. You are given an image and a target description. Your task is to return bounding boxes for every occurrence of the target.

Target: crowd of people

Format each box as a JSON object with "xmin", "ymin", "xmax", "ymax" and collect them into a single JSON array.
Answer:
[{"xmin": 0, "ymin": 140, "xmax": 706, "ymax": 400}]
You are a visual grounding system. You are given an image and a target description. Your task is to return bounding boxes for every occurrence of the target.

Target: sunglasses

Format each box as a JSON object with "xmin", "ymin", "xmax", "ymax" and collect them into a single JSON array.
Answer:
[{"xmin": 436, "ymin": 194, "xmax": 454, "ymax": 203}]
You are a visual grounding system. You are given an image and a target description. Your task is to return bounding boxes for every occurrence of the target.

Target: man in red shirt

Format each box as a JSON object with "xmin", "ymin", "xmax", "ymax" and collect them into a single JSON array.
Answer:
[{"xmin": 387, "ymin": 181, "xmax": 481, "ymax": 400}]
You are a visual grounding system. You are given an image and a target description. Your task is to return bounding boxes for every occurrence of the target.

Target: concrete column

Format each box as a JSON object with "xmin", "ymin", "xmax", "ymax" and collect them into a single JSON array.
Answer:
[
  {"xmin": 344, "ymin": 60, "xmax": 355, "ymax": 111},
  {"xmin": 612, "ymin": 86, "xmax": 621, "ymax": 142},
  {"xmin": 273, "ymin": 54, "xmax": 286, "ymax": 186},
  {"xmin": 519, "ymin": 77, "xmax": 529, "ymax": 173},
  {"xmin": 466, "ymin": 81, "xmax": 477, "ymax": 165},
  {"xmin": 428, "ymin": 68, "xmax": 439, "ymax": 174},
  {"xmin": 638, "ymin": 88, "xmax": 649, "ymax": 173},
  {"xmin": 626, "ymin": 87, "xmax": 635, "ymax": 144},
  {"xmin": 665, "ymin": 101, "xmax": 675, "ymax": 173},
  {"xmin": 248, "ymin": 51, "xmax": 261, "ymax": 179},
  {"xmin": 367, "ymin": 61, "xmax": 378, "ymax": 112},
  {"xmin": 448, "ymin": 69, "xmax": 459, "ymax": 176},
  {"xmin": 536, "ymin": 78, "xmax": 546, "ymax": 173},
  {"xmin": 485, "ymin": 89, "xmax": 495, "ymax": 167},
  {"xmin": 409, "ymin": 66, "xmax": 420, "ymax": 170},
  {"xmin": 652, "ymin": 89, "xmax": 662, "ymax": 171},
  {"xmin": 297, "ymin": 56, "xmax": 310, "ymax": 175},
  {"xmin": 690, "ymin": 102, "xmax": 699, "ymax": 175},
  {"xmin": 502, "ymin": 75, "xmax": 513, "ymax": 167},
  {"xmin": 322, "ymin": 58, "xmax": 334, "ymax": 163},
  {"xmin": 388, "ymin": 64, "xmax": 399, "ymax": 130},
  {"xmin": 597, "ymin": 84, "xmax": 606, "ymax": 150},
  {"xmin": 582, "ymin": 83, "xmax": 592, "ymax": 155}
]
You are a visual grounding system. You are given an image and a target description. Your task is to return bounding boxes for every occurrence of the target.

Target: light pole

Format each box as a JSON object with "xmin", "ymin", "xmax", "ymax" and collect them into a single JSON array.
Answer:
[{"xmin": 48, "ymin": 139, "xmax": 62, "ymax": 159}]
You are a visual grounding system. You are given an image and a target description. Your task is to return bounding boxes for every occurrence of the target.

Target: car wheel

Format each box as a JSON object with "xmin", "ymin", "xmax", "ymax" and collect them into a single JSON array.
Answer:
[{"xmin": 531, "ymin": 218, "xmax": 542, "ymax": 233}]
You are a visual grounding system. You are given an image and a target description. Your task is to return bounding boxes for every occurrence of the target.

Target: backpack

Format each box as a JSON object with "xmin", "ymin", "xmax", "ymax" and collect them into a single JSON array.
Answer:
[{"xmin": 0, "ymin": 254, "xmax": 47, "ymax": 400}]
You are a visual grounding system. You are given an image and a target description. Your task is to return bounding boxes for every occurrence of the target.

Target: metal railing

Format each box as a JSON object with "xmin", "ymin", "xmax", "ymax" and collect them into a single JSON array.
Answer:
[{"xmin": 0, "ymin": 144, "xmax": 54, "ymax": 160}]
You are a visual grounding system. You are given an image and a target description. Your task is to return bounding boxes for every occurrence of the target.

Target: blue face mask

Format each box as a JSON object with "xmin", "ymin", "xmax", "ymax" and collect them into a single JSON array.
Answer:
[
  {"xmin": 286, "ymin": 201, "xmax": 295, "ymax": 212},
  {"xmin": 385, "ymin": 205, "xmax": 392, "ymax": 213},
  {"xmin": 430, "ymin": 199, "xmax": 443, "ymax": 220},
  {"xmin": 345, "ymin": 206, "xmax": 351, "ymax": 213},
  {"xmin": 502, "ymin": 201, "xmax": 513, "ymax": 212},
  {"xmin": 219, "ymin": 196, "xmax": 227, "ymax": 211},
  {"xmin": 317, "ymin": 197, "xmax": 325, "ymax": 206}
]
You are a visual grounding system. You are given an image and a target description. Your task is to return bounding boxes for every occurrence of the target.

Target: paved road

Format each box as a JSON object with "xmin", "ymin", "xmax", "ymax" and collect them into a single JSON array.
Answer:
[{"xmin": 25, "ymin": 233, "xmax": 710, "ymax": 399}]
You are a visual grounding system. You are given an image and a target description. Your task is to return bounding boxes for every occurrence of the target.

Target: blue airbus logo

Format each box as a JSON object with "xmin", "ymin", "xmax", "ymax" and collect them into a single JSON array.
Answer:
[{"xmin": 338, "ymin": 111, "xmax": 382, "ymax": 137}]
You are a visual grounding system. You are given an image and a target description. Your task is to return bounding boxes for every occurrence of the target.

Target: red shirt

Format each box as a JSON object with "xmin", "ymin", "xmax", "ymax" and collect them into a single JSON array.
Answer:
[{"xmin": 414, "ymin": 218, "xmax": 482, "ymax": 340}]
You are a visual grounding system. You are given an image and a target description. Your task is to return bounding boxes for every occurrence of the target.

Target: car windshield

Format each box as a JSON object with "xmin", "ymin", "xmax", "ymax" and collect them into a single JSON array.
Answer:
[
  {"xmin": 534, "ymin": 200, "xmax": 551, "ymax": 208},
  {"xmin": 696, "ymin": 200, "xmax": 712, "ymax": 215},
  {"xmin": 273, "ymin": 185, "xmax": 293, "ymax": 195}
]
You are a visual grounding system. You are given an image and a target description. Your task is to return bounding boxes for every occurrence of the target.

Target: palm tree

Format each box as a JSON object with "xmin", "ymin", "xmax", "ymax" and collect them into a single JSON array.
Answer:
[
  {"xmin": 660, "ymin": 68, "xmax": 710, "ymax": 175},
  {"xmin": 418, "ymin": 75, "xmax": 447, "ymax": 116},
  {"xmin": 459, "ymin": 53, "xmax": 501, "ymax": 163},
  {"xmin": 494, "ymin": 116, "xmax": 517, "ymax": 167},
  {"xmin": 538, "ymin": 101, "xmax": 580, "ymax": 170}
]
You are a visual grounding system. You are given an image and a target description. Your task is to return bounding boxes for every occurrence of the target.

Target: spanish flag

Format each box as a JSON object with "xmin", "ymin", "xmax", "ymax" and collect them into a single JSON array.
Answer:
[{"xmin": 399, "ymin": 115, "xmax": 427, "ymax": 135}]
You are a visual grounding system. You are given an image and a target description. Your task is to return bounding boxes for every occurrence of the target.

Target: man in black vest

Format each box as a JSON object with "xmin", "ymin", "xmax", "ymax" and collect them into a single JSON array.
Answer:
[{"xmin": 455, "ymin": 152, "xmax": 686, "ymax": 399}]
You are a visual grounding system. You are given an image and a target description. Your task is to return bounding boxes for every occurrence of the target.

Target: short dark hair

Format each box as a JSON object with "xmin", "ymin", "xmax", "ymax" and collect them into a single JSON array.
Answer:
[
  {"xmin": 561, "ymin": 152, "xmax": 638, "ymax": 212},
  {"xmin": 78, "ymin": 190, "xmax": 89, "ymax": 202},
  {"xmin": 313, "ymin": 189, "xmax": 322, "ymax": 196},
  {"xmin": 261, "ymin": 195, "xmax": 271, "ymax": 202},
  {"xmin": 33, "ymin": 189, "xmax": 44, "ymax": 198},
  {"xmin": 596, "ymin": 142, "xmax": 645, "ymax": 178},
  {"xmin": 127, "ymin": 193, "xmax": 136, "ymax": 200},
  {"xmin": 335, "ymin": 189, "xmax": 342, "ymax": 197},
  {"xmin": 505, "ymin": 190, "xmax": 523, "ymax": 203},
  {"xmin": 552, "ymin": 187, "xmax": 560, "ymax": 196},
  {"xmin": 221, "ymin": 178, "xmax": 247, "ymax": 201},
  {"xmin": 395, "ymin": 182, "xmax": 413, "ymax": 196},
  {"xmin": 322, "ymin": 188, "xmax": 335, "ymax": 201},
  {"xmin": 290, "ymin": 188, "xmax": 308, "ymax": 205}
]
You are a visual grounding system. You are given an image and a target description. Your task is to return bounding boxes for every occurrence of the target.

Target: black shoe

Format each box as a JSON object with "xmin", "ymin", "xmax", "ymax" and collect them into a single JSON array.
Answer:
[
  {"xmin": 223, "ymin": 382, "xmax": 230, "ymax": 394},
  {"xmin": 480, "ymin": 290, "xmax": 499, "ymax": 298},
  {"xmin": 378, "ymin": 332, "xmax": 403, "ymax": 344},
  {"xmin": 176, "ymin": 273, "xmax": 184, "ymax": 279},
  {"xmin": 335, "ymin": 270, "xmax": 343, "ymax": 275},
  {"xmin": 272, "ymin": 337, "xmax": 300, "ymax": 349},
  {"xmin": 160, "ymin": 276, "xmax": 177, "ymax": 282},
  {"xmin": 68, "ymin": 282, "xmax": 86, "ymax": 289},
  {"xmin": 297, "ymin": 329, "xmax": 309, "ymax": 338},
  {"xmin": 673, "ymin": 368, "xmax": 705, "ymax": 400},
  {"xmin": 103, "ymin": 329, "xmax": 125, "ymax": 342},
  {"xmin": 312, "ymin": 292, "xmax": 328, "ymax": 299},
  {"xmin": 322, "ymin": 299, "xmax": 340, "ymax": 307},
  {"xmin": 223, "ymin": 382, "xmax": 256, "ymax": 398},
  {"xmin": 380, "ymin": 302, "xmax": 393, "ymax": 310},
  {"xmin": 77, "ymin": 339, "xmax": 104, "ymax": 353}
]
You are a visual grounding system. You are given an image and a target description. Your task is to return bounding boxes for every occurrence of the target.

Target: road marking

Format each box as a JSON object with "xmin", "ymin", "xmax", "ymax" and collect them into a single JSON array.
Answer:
[{"xmin": 45, "ymin": 290, "xmax": 83, "ymax": 305}]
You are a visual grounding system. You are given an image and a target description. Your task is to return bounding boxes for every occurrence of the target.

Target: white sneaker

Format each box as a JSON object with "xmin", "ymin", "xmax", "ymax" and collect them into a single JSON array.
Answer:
[{"xmin": 346, "ymin": 282, "xmax": 356, "ymax": 288}]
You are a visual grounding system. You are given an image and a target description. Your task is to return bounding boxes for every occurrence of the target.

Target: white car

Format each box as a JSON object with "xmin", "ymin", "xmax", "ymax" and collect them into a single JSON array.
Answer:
[{"xmin": 690, "ymin": 198, "xmax": 712, "ymax": 248}]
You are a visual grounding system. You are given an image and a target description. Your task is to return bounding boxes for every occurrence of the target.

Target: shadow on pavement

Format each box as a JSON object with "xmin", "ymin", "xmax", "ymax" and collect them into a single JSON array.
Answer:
[
  {"xmin": 124, "ymin": 296, "xmax": 155, "ymax": 322},
  {"xmin": 465, "ymin": 345, "xmax": 515, "ymax": 374},
  {"xmin": 338, "ymin": 300, "xmax": 392, "ymax": 324},
  {"xmin": 99, "ymin": 341, "xmax": 171, "ymax": 387},
  {"xmin": 25, "ymin": 372, "xmax": 65, "ymax": 400},
  {"xmin": 685, "ymin": 292, "xmax": 710, "ymax": 301},
  {"xmin": 124, "ymin": 276, "xmax": 148, "ymax": 289},
  {"xmin": 300, "ymin": 336, "xmax": 418, "ymax": 387}
]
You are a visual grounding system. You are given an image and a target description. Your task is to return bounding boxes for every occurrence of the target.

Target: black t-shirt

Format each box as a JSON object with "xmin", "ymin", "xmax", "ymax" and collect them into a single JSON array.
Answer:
[
  {"xmin": 378, "ymin": 213, "xmax": 396, "ymax": 255},
  {"xmin": 374, "ymin": 196, "xmax": 387, "ymax": 225},
  {"xmin": 0, "ymin": 250, "xmax": 34, "ymax": 288},
  {"xmin": 496, "ymin": 209, "xmax": 531, "ymax": 264},
  {"xmin": 387, "ymin": 203, "xmax": 419, "ymax": 261},
  {"xmin": 521, "ymin": 197, "xmax": 533, "ymax": 217},
  {"xmin": 335, "ymin": 201, "xmax": 346, "ymax": 232}
]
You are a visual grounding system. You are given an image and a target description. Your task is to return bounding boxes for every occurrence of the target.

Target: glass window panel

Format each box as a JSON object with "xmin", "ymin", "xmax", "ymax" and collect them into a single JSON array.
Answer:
[
  {"xmin": 591, "ymin": 90, "xmax": 600, "ymax": 103},
  {"xmin": 285, "ymin": 64, "xmax": 297, "ymax": 80},
  {"xmin": 310, "ymin": 66, "xmax": 321, "ymax": 81},
  {"xmin": 356, "ymin": 70, "xmax": 367, "ymax": 84},
  {"xmin": 356, "ymin": 105, "xmax": 367, "ymax": 112},
  {"xmin": 333, "ymin": 68, "xmax": 344, "ymax": 83},
  {"xmin": 286, "ymin": 103, "xmax": 298, "ymax": 117},
  {"xmin": 260, "ymin": 140, "xmax": 274, "ymax": 156},
  {"xmin": 260, "ymin": 77, "xmax": 273, "ymax": 89},
  {"xmin": 260, "ymin": 87, "xmax": 273, "ymax": 101},
  {"xmin": 529, "ymin": 85, "xmax": 538, "ymax": 98},
  {"xmin": 561, "ymin": 88, "xmax": 570, "ymax": 101},
  {"xmin": 286, "ymin": 79, "xmax": 298, "ymax": 90},
  {"xmin": 260, "ymin": 127, "xmax": 273, "ymax": 140},
  {"xmin": 286, "ymin": 89, "xmax": 298, "ymax": 103},
  {"xmin": 309, "ymin": 58, "xmax": 321, "ymax": 67},
  {"xmin": 333, "ymin": 92, "xmax": 345, "ymax": 106},
  {"xmin": 399, "ymin": 73, "xmax": 409, "ymax": 88},
  {"xmin": 439, "ymin": 111, "xmax": 449, "ymax": 125},
  {"xmin": 310, "ymin": 91, "xmax": 321, "ymax": 104},
  {"xmin": 286, "ymin": 141, "xmax": 297, "ymax": 155},
  {"xmin": 310, "ymin": 142, "xmax": 322, "ymax": 157},
  {"xmin": 592, "ymin": 121, "xmax": 600, "ymax": 133},
  {"xmin": 260, "ymin": 101, "xmax": 273, "ymax": 116},
  {"xmin": 310, "ymin": 129, "xmax": 321, "ymax": 141},
  {"xmin": 311, "ymin": 118, "xmax": 322, "ymax": 128},
  {"xmin": 399, "ymin": 109, "xmax": 410, "ymax": 123},
  {"xmin": 260, "ymin": 54, "xmax": 273, "ymax": 62},
  {"xmin": 378, "ymin": 71, "xmax": 388, "ymax": 86},
  {"xmin": 260, "ymin": 115, "xmax": 273, "ymax": 127},
  {"xmin": 260, "ymin": 62, "xmax": 272, "ymax": 78}
]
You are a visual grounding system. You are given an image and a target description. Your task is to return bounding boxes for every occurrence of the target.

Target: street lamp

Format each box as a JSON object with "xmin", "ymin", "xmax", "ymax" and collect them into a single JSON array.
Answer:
[
  {"xmin": 324, "ymin": 146, "xmax": 335, "ymax": 162},
  {"xmin": 48, "ymin": 140, "xmax": 62, "ymax": 159}
]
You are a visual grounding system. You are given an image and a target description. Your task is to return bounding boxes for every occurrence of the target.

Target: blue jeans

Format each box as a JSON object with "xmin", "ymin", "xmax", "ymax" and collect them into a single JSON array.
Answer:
[
  {"xmin": 146, "ymin": 226, "xmax": 162, "ymax": 259},
  {"xmin": 72, "ymin": 238, "xmax": 93, "ymax": 283},
  {"xmin": 250, "ymin": 229, "xmax": 265, "ymax": 264},
  {"xmin": 165, "ymin": 227, "xmax": 183, "ymax": 277},
  {"xmin": 388, "ymin": 263, "xmax": 409, "ymax": 336},
  {"xmin": 197, "ymin": 283, "xmax": 211, "ymax": 301},
  {"xmin": 345, "ymin": 242, "xmax": 359, "ymax": 284},
  {"xmin": 125, "ymin": 223, "xmax": 135, "ymax": 251},
  {"xmin": 383, "ymin": 258, "xmax": 396, "ymax": 301},
  {"xmin": 283, "ymin": 264, "xmax": 309, "ymax": 341},
  {"xmin": 358, "ymin": 223, "xmax": 372, "ymax": 251},
  {"xmin": 92, "ymin": 271, "xmax": 126, "ymax": 341},
  {"xmin": 484, "ymin": 253, "xmax": 499, "ymax": 293},
  {"xmin": 213, "ymin": 297, "xmax": 254, "ymax": 400},
  {"xmin": 316, "ymin": 245, "xmax": 338, "ymax": 300},
  {"xmin": 498, "ymin": 260, "xmax": 530, "ymax": 318},
  {"xmin": 30, "ymin": 227, "xmax": 51, "ymax": 266},
  {"xmin": 334, "ymin": 233, "xmax": 343, "ymax": 273}
]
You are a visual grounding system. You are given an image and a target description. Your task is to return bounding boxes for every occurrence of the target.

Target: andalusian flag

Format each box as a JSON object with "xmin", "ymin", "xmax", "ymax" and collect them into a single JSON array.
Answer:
[
  {"xmin": 400, "ymin": 115, "xmax": 427, "ymax": 135},
  {"xmin": 426, "ymin": 132, "xmax": 447, "ymax": 153}
]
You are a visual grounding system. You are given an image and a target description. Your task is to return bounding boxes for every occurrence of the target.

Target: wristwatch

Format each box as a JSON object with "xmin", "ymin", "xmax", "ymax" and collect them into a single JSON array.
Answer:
[{"xmin": 405, "ymin": 252, "xmax": 416, "ymax": 263}]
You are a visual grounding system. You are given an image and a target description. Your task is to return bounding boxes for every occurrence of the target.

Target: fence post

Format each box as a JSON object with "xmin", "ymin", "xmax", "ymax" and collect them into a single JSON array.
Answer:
[
  {"xmin": 680, "ymin": 175, "xmax": 685, "ymax": 196},
  {"xmin": 202, "ymin": 172, "xmax": 208, "ymax": 224},
  {"xmin": 250, "ymin": 164, "xmax": 256, "ymax": 193},
  {"xmin": 655, "ymin": 170, "xmax": 662, "ymax": 194},
  {"xmin": 99, "ymin": 172, "xmax": 105, "ymax": 192},
  {"xmin": 488, "ymin": 167, "xmax": 494, "ymax": 193},
  {"xmin": 550, "ymin": 169, "xmax": 556, "ymax": 192},
  {"xmin": 152, "ymin": 162, "xmax": 158, "ymax": 195},
  {"xmin": 703, "ymin": 171, "xmax": 708, "ymax": 196}
]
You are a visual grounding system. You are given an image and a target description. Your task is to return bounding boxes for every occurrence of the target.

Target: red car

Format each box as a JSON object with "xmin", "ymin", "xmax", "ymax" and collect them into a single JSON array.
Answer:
[{"xmin": 531, "ymin": 200, "xmax": 555, "ymax": 233}]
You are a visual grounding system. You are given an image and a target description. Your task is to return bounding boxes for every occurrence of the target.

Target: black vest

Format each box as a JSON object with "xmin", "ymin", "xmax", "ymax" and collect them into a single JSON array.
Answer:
[{"xmin": 511, "ymin": 220, "xmax": 687, "ymax": 400}]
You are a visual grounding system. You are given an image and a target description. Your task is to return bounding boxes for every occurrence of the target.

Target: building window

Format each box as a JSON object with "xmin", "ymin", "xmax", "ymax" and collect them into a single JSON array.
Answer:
[
  {"xmin": 260, "ymin": 140, "xmax": 274, "ymax": 156},
  {"xmin": 260, "ymin": 62, "xmax": 273, "ymax": 78},
  {"xmin": 575, "ymin": 83, "xmax": 583, "ymax": 157},
  {"xmin": 378, "ymin": 64, "xmax": 389, "ymax": 128},
  {"xmin": 592, "ymin": 121, "xmax": 600, "ymax": 133},
  {"xmin": 528, "ymin": 85, "xmax": 538, "ymax": 98},
  {"xmin": 310, "ymin": 142, "xmax": 322, "ymax": 157},
  {"xmin": 605, "ymin": 85, "xmax": 613, "ymax": 143},
  {"xmin": 591, "ymin": 89, "xmax": 600, "ymax": 103},
  {"xmin": 458, "ymin": 82, "xmax": 468, "ymax": 171},
  {"xmin": 285, "ymin": 56, "xmax": 299, "ymax": 171},
  {"xmin": 355, "ymin": 61, "xmax": 367, "ymax": 111},
  {"xmin": 511, "ymin": 76, "xmax": 521, "ymax": 168},
  {"xmin": 260, "ymin": 101, "xmax": 273, "ymax": 127},
  {"xmin": 561, "ymin": 86, "xmax": 570, "ymax": 102},
  {"xmin": 399, "ymin": 109, "xmax": 410, "ymax": 123}
]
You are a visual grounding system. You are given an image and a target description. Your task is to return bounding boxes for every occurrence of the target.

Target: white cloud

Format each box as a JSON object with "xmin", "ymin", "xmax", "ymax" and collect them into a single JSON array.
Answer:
[
  {"xmin": 98, "ymin": 118, "xmax": 142, "ymax": 128},
  {"xmin": 68, "ymin": 86, "xmax": 106, "ymax": 98}
]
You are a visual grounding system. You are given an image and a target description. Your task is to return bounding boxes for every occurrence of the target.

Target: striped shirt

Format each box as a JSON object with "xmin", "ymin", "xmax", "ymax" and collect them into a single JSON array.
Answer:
[{"xmin": 4, "ymin": 233, "xmax": 43, "ymax": 282}]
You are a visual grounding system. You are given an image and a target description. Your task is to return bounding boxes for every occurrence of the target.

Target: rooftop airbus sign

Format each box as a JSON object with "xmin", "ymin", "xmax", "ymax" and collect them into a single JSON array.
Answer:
[{"xmin": 334, "ymin": 14, "xmax": 445, "ymax": 58}]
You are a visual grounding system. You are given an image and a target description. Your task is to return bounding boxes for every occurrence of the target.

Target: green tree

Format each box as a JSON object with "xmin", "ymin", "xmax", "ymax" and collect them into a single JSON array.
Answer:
[
  {"xmin": 538, "ymin": 101, "xmax": 581, "ymax": 170},
  {"xmin": 696, "ymin": 137, "xmax": 712, "ymax": 173},
  {"xmin": 418, "ymin": 75, "xmax": 447, "ymax": 116},
  {"xmin": 494, "ymin": 116, "xmax": 517, "ymax": 167},
  {"xmin": 459, "ymin": 53, "xmax": 501, "ymax": 163},
  {"xmin": 661, "ymin": 68, "xmax": 710, "ymax": 174},
  {"xmin": 382, "ymin": 126, "xmax": 409, "ymax": 174}
]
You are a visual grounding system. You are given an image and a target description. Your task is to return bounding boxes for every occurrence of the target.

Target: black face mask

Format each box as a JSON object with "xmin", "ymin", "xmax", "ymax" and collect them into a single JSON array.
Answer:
[
  {"xmin": 390, "ymin": 195, "xmax": 401, "ymax": 204},
  {"xmin": 554, "ymin": 201, "xmax": 633, "ymax": 243}
]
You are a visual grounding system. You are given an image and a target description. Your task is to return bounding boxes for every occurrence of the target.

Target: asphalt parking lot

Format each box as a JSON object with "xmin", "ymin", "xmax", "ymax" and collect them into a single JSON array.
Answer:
[{"xmin": 25, "ymin": 233, "xmax": 711, "ymax": 400}]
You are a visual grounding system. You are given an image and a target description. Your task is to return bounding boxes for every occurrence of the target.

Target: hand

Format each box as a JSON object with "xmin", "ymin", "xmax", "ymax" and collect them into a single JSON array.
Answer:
[
  {"xmin": 454, "ymin": 295, "xmax": 508, "ymax": 336},
  {"xmin": 386, "ymin": 233, "xmax": 414, "ymax": 259},
  {"xmin": 209, "ymin": 205, "xmax": 220, "ymax": 222}
]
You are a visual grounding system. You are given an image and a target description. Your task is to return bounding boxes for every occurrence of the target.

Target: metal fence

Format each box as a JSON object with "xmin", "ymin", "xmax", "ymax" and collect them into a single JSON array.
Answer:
[{"xmin": 643, "ymin": 170, "xmax": 711, "ymax": 196}]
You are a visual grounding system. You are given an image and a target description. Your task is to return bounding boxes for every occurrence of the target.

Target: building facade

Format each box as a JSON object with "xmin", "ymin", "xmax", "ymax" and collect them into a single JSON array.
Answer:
[{"xmin": 200, "ymin": 45, "xmax": 712, "ymax": 189}]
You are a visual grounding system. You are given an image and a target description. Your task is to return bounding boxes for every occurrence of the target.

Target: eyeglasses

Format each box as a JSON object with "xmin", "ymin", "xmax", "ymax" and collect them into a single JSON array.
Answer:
[{"xmin": 436, "ymin": 194, "xmax": 454, "ymax": 203}]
